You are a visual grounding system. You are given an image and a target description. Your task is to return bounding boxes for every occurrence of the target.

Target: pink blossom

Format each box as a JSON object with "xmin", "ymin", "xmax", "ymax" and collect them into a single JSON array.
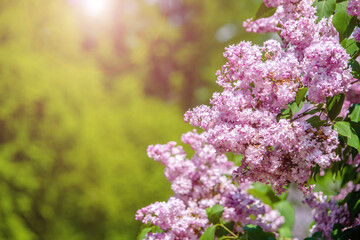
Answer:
[
  {"xmin": 353, "ymin": 27, "xmax": 360, "ymax": 42},
  {"xmin": 347, "ymin": 0, "xmax": 360, "ymax": 19},
  {"xmin": 302, "ymin": 40, "xmax": 353, "ymax": 103},
  {"xmin": 185, "ymin": 39, "xmax": 341, "ymax": 195},
  {"xmin": 346, "ymin": 82, "xmax": 360, "ymax": 104},
  {"xmin": 136, "ymin": 131, "xmax": 283, "ymax": 239},
  {"xmin": 305, "ymin": 182, "xmax": 360, "ymax": 239},
  {"xmin": 305, "ymin": 192, "xmax": 350, "ymax": 239}
]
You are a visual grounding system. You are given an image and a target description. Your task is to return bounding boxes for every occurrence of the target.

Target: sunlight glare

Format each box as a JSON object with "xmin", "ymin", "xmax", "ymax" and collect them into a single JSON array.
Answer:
[{"xmin": 82, "ymin": 0, "xmax": 109, "ymax": 16}]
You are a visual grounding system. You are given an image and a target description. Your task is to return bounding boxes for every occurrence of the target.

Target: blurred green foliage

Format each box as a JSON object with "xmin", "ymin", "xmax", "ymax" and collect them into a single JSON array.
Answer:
[{"xmin": 0, "ymin": 0, "xmax": 262, "ymax": 239}]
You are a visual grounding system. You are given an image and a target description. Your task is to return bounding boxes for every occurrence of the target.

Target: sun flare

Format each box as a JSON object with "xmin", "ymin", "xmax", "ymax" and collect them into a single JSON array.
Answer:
[{"xmin": 82, "ymin": 0, "xmax": 109, "ymax": 16}]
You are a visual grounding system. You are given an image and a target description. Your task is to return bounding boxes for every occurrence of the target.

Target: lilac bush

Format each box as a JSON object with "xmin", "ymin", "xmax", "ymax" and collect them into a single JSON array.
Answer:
[
  {"xmin": 137, "ymin": 0, "xmax": 360, "ymax": 239},
  {"xmin": 136, "ymin": 131, "xmax": 284, "ymax": 239}
]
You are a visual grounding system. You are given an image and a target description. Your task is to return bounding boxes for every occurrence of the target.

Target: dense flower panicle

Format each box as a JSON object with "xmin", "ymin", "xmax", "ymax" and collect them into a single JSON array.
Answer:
[
  {"xmin": 347, "ymin": 0, "xmax": 360, "ymax": 19},
  {"xmin": 305, "ymin": 192, "xmax": 350, "ymax": 239},
  {"xmin": 225, "ymin": 189, "xmax": 284, "ymax": 232},
  {"xmin": 244, "ymin": 0, "xmax": 355, "ymax": 102},
  {"xmin": 185, "ymin": 38, "xmax": 341, "ymax": 194},
  {"xmin": 147, "ymin": 130, "xmax": 236, "ymax": 203},
  {"xmin": 136, "ymin": 131, "xmax": 283, "ymax": 239},
  {"xmin": 187, "ymin": 97, "xmax": 340, "ymax": 194},
  {"xmin": 280, "ymin": 16, "xmax": 337, "ymax": 56},
  {"xmin": 303, "ymin": 40, "xmax": 353, "ymax": 103},
  {"xmin": 214, "ymin": 40, "xmax": 300, "ymax": 112},
  {"xmin": 305, "ymin": 182, "xmax": 360, "ymax": 239},
  {"xmin": 135, "ymin": 198, "xmax": 208, "ymax": 240},
  {"xmin": 231, "ymin": 120, "xmax": 339, "ymax": 195}
]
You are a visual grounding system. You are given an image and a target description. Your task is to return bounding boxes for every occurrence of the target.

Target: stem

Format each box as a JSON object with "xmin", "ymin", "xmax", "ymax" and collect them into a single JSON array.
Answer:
[
  {"xmin": 351, "ymin": 79, "xmax": 360, "ymax": 84},
  {"xmin": 291, "ymin": 105, "xmax": 320, "ymax": 122},
  {"xmin": 350, "ymin": 50, "xmax": 360, "ymax": 61},
  {"xmin": 220, "ymin": 223, "xmax": 238, "ymax": 238}
]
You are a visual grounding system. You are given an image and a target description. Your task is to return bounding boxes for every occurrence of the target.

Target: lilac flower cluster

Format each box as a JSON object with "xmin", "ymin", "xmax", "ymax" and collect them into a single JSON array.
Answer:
[
  {"xmin": 185, "ymin": 41, "xmax": 340, "ymax": 195},
  {"xmin": 225, "ymin": 188, "xmax": 284, "ymax": 232},
  {"xmin": 137, "ymin": 0, "xmax": 359, "ymax": 238},
  {"xmin": 136, "ymin": 131, "xmax": 283, "ymax": 239},
  {"xmin": 184, "ymin": 0, "xmax": 356, "ymax": 195},
  {"xmin": 136, "ymin": 198, "xmax": 208, "ymax": 240},
  {"xmin": 353, "ymin": 27, "xmax": 360, "ymax": 42},
  {"xmin": 244, "ymin": 0, "xmax": 353, "ymax": 102},
  {"xmin": 305, "ymin": 182, "xmax": 360, "ymax": 239},
  {"xmin": 305, "ymin": 192, "xmax": 350, "ymax": 239},
  {"xmin": 347, "ymin": 0, "xmax": 360, "ymax": 19},
  {"xmin": 146, "ymin": 130, "xmax": 236, "ymax": 204},
  {"xmin": 303, "ymin": 41, "xmax": 353, "ymax": 103}
]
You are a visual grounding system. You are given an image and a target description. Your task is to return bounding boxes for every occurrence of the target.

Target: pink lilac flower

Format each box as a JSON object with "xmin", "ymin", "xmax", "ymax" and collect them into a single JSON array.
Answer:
[
  {"xmin": 244, "ymin": 0, "xmax": 317, "ymax": 37},
  {"xmin": 264, "ymin": 0, "xmax": 283, "ymax": 8},
  {"xmin": 225, "ymin": 188, "xmax": 284, "ymax": 232},
  {"xmin": 243, "ymin": 6, "xmax": 284, "ymax": 34},
  {"xmin": 347, "ymin": 154, "xmax": 360, "ymax": 172},
  {"xmin": 280, "ymin": 16, "xmax": 336, "ymax": 55},
  {"xmin": 146, "ymin": 130, "xmax": 236, "ymax": 204},
  {"xmin": 135, "ymin": 198, "xmax": 208, "ymax": 240},
  {"xmin": 136, "ymin": 131, "xmax": 283, "ymax": 239},
  {"xmin": 347, "ymin": 0, "xmax": 360, "ymax": 20},
  {"xmin": 346, "ymin": 82, "xmax": 360, "ymax": 104},
  {"xmin": 353, "ymin": 27, "xmax": 360, "ymax": 42},
  {"xmin": 185, "ymin": 40, "xmax": 340, "ymax": 195},
  {"xmin": 214, "ymin": 40, "xmax": 300, "ymax": 112},
  {"xmin": 305, "ymin": 182, "xmax": 360, "ymax": 239},
  {"xmin": 302, "ymin": 40, "xmax": 353, "ymax": 103},
  {"xmin": 333, "ymin": 181, "xmax": 360, "ymax": 201},
  {"xmin": 305, "ymin": 192, "xmax": 350, "ymax": 239}
]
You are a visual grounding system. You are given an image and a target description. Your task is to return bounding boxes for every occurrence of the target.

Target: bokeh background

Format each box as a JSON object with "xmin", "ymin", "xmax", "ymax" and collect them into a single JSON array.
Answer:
[{"xmin": 0, "ymin": 0, "xmax": 268, "ymax": 239}]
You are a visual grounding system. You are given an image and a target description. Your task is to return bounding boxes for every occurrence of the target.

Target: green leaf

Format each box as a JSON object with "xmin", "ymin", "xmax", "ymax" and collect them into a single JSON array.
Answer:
[
  {"xmin": 200, "ymin": 226, "xmax": 216, "ymax": 240},
  {"xmin": 306, "ymin": 116, "xmax": 326, "ymax": 128},
  {"xmin": 350, "ymin": 59, "xmax": 360, "ymax": 80},
  {"xmin": 233, "ymin": 154, "xmax": 244, "ymax": 166},
  {"xmin": 346, "ymin": 190, "xmax": 360, "ymax": 220},
  {"xmin": 274, "ymin": 201, "xmax": 295, "ymax": 238},
  {"xmin": 137, "ymin": 225, "xmax": 163, "ymax": 240},
  {"xmin": 350, "ymin": 104, "xmax": 360, "ymax": 123},
  {"xmin": 206, "ymin": 204, "xmax": 224, "ymax": 224},
  {"xmin": 311, "ymin": 164, "xmax": 321, "ymax": 182},
  {"xmin": 332, "ymin": 1, "xmax": 352, "ymax": 41},
  {"xmin": 341, "ymin": 167, "xmax": 358, "ymax": 187},
  {"xmin": 341, "ymin": 38, "xmax": 360, "ymax": 55},
  {"xmin": 254, "ymin": 3, "xmax": 276, "ymax": 20},
  {"xmin": 334, "ymin": 121, "xmax": 352, "ymax": 138},
  {"xmin": 295, "ymin": 87, "xmax": 308, "ymax": 107},
  {"xmin": 346, "ymin": 132, "xmax": 360, "ymax": 150},
  {"xmin": 326, "ymin": 93, "xmax": 345, "ymax": 121},
  {"xmin": 290, "ymin": 100, "xmax": 304, "ymax": 115},
  {"xmin": 314, "ymin": 0, "xmax": 336, "ymax": 22},
  {"xmin": 244, "ymin": 224, "xmax": 276, "ymax": 240},
  {"xmin": 137, "ymin": 227, "xmax": 152, "ymax": 240},
  {"xmin": 307, "ymin": 104, "xmax": 324, "ymax": 115},
  {"xmin": 248, "ymin": 183, "xmax": 273, "ymax": 206},
  {"xmin": 334, "ymin": 122, "xmax": 360, "ymax": 150}
]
